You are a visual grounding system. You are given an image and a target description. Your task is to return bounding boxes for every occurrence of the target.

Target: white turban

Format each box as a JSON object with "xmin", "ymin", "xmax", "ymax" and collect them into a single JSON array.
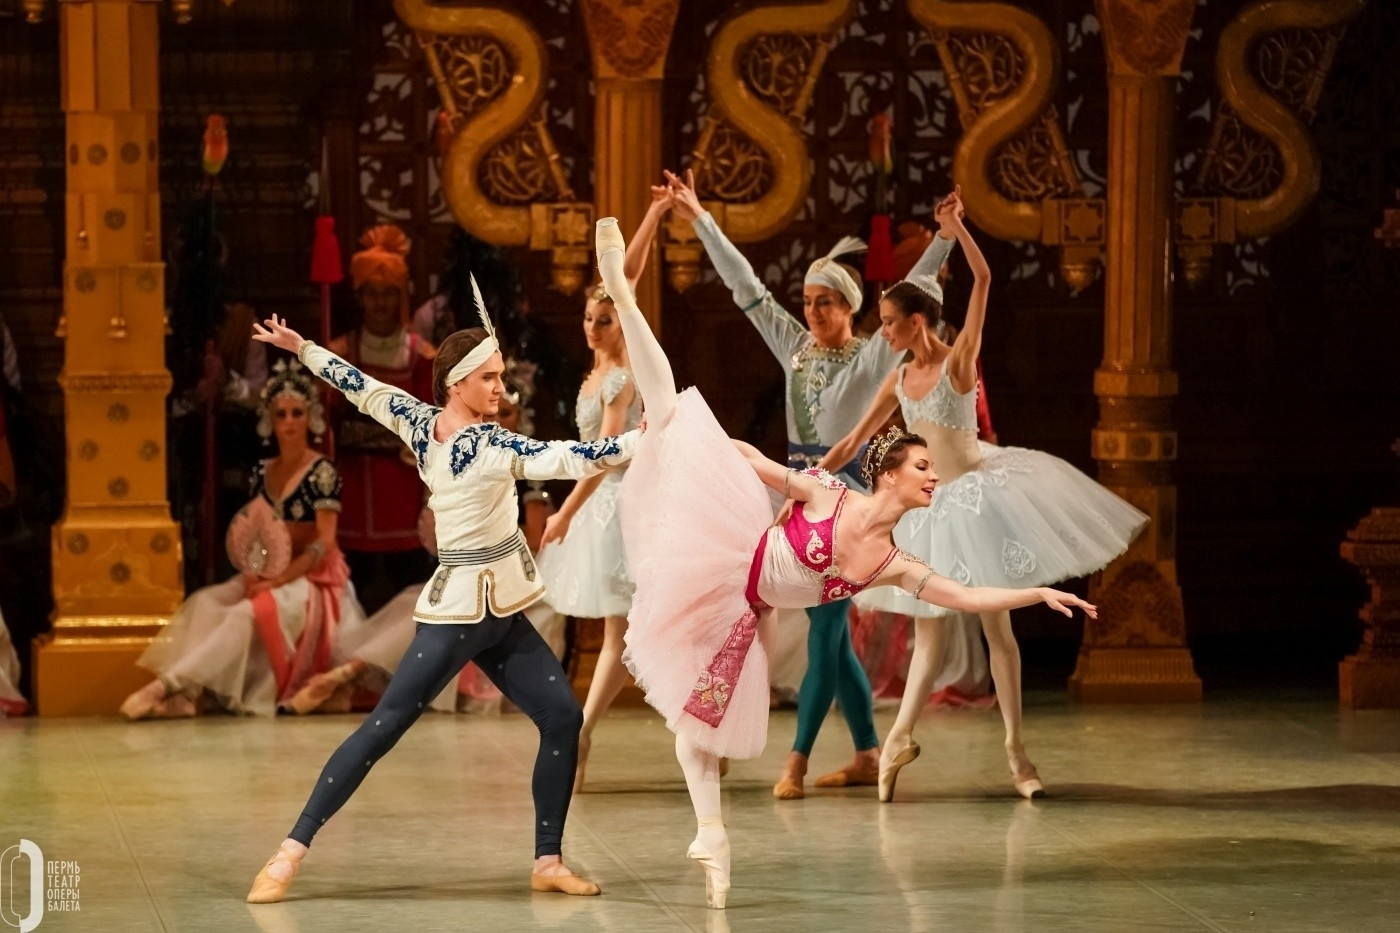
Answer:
[
  {"xmin": 803, "ymin": 236, "xmax": 866, "ymax": 312},
  {"xmin": 445, "ymin": 274, "xmax": 500, "ymax": 386}
]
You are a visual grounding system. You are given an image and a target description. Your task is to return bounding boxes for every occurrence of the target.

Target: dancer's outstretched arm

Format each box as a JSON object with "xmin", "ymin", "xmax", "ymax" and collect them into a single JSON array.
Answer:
[
  {"xmin": 596, "ymin": 217, "xmax": 678, "ymax": 425},
  {"xmin": 731, "ymin": 439, "xmax": 843, "ymax": 507},
  {"xmin": 621, "ymin": 185, "xmax": 672, "ymax": 286},
  {"xmin": 882, "ymin": 554, "xmax": 1097, "ymax": 619},
  {"xmin": 253, "ymin": 315, "xmax": 430, "ymax": 451},
  {"xmin": 665, "ymin": 169, "xmax": 807, "ymax": 366}
]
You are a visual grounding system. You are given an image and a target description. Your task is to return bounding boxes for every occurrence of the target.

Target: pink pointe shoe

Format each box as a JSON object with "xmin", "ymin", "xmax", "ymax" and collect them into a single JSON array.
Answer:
[
  {"xmin": 688, "ymin": 836, "xmax": 731, "ymax": 909},
  {"xmin": 1009, "ymin": 751, "xmax": 1046, "ymax": 800}
]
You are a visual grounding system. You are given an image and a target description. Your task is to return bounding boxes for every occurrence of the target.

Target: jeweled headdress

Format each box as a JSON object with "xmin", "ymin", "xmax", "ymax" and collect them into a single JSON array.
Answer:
[
  {"xmin": 860, "ymin": 424, "xmax": 910, "ymax": 488},
  {"xmin": 257, "ymin": 358, "xmax": 326, "ymax": 441}
]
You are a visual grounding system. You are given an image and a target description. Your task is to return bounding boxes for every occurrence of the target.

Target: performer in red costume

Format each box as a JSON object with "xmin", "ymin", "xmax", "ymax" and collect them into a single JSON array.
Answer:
[{"xmin": 329, "ymin": 225, "xmax": 437, "ymax": 609}]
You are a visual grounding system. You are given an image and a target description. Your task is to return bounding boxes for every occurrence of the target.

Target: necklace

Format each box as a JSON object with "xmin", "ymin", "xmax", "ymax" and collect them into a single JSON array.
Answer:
[{"xmin": 790, "ymin": 337, "xmax": 862, "ymax": 372}]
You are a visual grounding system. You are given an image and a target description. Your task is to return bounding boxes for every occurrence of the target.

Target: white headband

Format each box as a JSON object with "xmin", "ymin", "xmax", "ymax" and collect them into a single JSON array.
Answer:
[
  {"xmin": 803, "ymin": 235, "xmax": 866, "ymax": 312},
  {"xmin": 445, "ymin": 274, "xmax": 501, "ymax": 387}
]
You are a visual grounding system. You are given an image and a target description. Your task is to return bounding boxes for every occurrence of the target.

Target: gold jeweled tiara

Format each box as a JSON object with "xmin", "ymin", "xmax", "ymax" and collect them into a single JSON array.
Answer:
[{"xmin": 860, "ymin": 424, "xmax": 909, "ymax": 488}]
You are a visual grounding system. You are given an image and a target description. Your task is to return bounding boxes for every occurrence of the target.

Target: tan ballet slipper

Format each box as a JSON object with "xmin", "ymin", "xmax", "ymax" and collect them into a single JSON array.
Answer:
[
  {"xmin": 284, "ymin": 660, "xmax": 365, "ymax": 715},
  {"xmin": 246, "ymin": 843, "xmax": 305, "ymax": 904},
  {"xmin": 530, "ymin": 862, "xmax": 601, "ymax": 896}
]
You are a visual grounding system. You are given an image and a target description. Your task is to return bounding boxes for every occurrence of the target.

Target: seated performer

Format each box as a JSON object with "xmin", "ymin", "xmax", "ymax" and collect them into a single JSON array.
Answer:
[
  {"xmin": 331, "ymin": 225, "xmax": 436, "ymax": 611},
  {"xmin": 244, "ymin": 279, "xmax": 638, "ymax": 904},
  {"xmin": 0, "ymin": 604, "xmax": 25, "ymax": 717},
  {"xmin": 593, "ymin": 215, "xmax": 1096, "ymax": 910},
  {"xmin": 122, "ymin": 361, "xmax": 368, "ymax": 719}
]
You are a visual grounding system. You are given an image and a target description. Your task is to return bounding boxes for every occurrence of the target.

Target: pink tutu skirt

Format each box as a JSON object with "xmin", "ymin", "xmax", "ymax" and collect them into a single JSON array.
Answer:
[{"xmin": 619, "ymin": 388, "xmax": 776, "ymax": 759}]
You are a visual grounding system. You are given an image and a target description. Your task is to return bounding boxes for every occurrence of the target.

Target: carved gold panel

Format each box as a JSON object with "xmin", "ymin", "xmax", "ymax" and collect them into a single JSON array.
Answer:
[
  {"xmin": 662, "ymin": 0, "xmax": 854, "ymax": 290},
  {"xmin": 1181, "ymin": 0, "xmax": 1364, "ymax": 286},
  {"xmin": 910, "ymin": 0, "xmax": 1097, "ymax": 289},
  {"xmin": 394, "ymin": 0, "xmax": 594, "ymax": 293}
]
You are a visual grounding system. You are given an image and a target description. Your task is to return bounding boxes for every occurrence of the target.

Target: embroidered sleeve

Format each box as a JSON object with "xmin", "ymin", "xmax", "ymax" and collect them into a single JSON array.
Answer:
[
  {"xmin": 693, "ymin": 213, "xmax": 806, "ymax": 366},
  {"xmin": 799, "ymin": 467, "xmax": 846, "ymax": 491},
  {"xmin": 489, "ymin": 428, "xmax": 639, "ymax": 481},
  {"xmin": 600, "ymin": 367, "xmax": 632, "ymax": 406},
  {"xmin": 307, "ymin": 459, "xmax": 342, "ymax": 512},
  {"xmin": 300, "ymin": 342, "xmax": 437, "ymax": 468}
]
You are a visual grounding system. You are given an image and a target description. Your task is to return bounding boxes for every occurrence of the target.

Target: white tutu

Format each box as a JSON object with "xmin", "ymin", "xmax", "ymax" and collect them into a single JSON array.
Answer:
[
  {"xmin": 620, "ymin": 388, "xmax": 776, "ymax": 760},
  {"xmin": 858, "ymin": 441, "xmax": 1147, "ymax": 617},
  {"xmin": 138, "ymin": 575, "xmax": 370, "ymax": 716},
  {"xmin": 536, "ymin": 471, "xmax": 633, "ymax": 617}
]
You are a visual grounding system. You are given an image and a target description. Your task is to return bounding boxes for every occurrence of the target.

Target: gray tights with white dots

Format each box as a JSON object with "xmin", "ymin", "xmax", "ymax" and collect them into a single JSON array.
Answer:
[{"xmin": 289, "ymin": 613, "xmax": 583, "ymax": 857}]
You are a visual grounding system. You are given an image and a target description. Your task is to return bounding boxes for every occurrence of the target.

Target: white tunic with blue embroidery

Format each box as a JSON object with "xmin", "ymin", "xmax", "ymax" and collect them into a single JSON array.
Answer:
[{"xmin": 300, "ymin": 342, "xmax": 639, "ymax": 624}]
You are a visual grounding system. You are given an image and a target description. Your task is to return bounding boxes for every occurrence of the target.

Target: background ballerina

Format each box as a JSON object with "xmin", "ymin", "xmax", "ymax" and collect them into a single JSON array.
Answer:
[{"xmin": 825, "ymin": 188, "xmax": 1147, "ymax": 800}]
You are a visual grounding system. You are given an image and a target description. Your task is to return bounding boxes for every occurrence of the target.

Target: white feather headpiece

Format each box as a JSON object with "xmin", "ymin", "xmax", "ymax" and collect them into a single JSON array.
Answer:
[{"xmin": 445, "ymin": 273, "xmax": 502, "ymax": 387}]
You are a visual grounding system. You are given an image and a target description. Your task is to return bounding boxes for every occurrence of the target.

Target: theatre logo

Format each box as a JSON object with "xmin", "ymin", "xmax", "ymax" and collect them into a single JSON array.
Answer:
[{"xmin": 1, "ymin": 840, "xmax": 81, "ymax": 932}]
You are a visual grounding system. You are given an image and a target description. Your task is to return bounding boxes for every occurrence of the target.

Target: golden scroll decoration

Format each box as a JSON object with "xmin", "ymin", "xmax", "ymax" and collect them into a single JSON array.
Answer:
[
  {"xmin": 911, "ymin": 0, "xmax": 1100, "ymax": 291},
  {"xmin": 665, "ymin": 0, "xmax": 856, "ymax": 292},
  {"xmin": 1178, "ymin": 0, "xmax": 1365, "ymax": 287},
  {"xmin": 394, "ymin": 0, "xmax": 593, "ymax": 294}
]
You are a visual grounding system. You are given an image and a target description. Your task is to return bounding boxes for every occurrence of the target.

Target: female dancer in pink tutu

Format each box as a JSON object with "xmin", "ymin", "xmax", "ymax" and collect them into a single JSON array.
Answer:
[{"xmin": 593, "ymin": 214, "xmax": 1097, "ymax": 910}]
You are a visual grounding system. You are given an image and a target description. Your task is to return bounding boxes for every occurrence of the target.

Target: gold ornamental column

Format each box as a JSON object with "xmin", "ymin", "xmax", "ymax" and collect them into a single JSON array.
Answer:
[
  {"xmin": 580, "ymin": 1, "xmax": 680, "ymax": 332},
  {"xmin": 1069, "ymin": 0, "xmax": 1202, "ymax": 703},
  {"xmin": 33, "ymin": 0, "xmax": 183, "ymax": 715}
]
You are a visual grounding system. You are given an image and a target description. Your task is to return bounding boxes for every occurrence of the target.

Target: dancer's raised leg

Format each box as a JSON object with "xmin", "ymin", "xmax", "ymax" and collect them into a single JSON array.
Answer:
[
  {"xmin": 675, "ymin": 732, "xmax": 730, "ymax": 909},
  {"xmin": 596, "ymin": 217, "xmax": 677, "ymax": 422},
  {"xmin": 878, "ymin": 615, "xmax": 950, "ymax": 801},
  {"xmin": 980, "ymin": 609, "xmax": 1043, "ymax": 798}
]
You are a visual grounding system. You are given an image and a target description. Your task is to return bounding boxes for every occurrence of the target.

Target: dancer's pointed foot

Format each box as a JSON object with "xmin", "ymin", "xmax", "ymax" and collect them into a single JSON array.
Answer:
[
  {"xmin": 284, "ymin": 660, "xmax": 365, "ymax": 715},
  {"xmin": 773, "ymin": 751, "xmax": 807, "ymax": 800},
  {"xmin": 688, "ymin": 827, "xmax": 731, "ymax": 909},
  {"xmin": 594, "ymin": 218, "xmax": 636, "ymax": 312},
  {"xmin": 246, "ymin": 840, "xmax": 307, "ymax": 904},
  {"xmin": 151, "ymin": 692, "xmax": 199, "ymax": 719},
  {"xmin": 1008, "ymin": 747, "xmax": 1045, "ymax": 800},
  {"xmin": 814, "ymin": 748, "xmax": 880, "ymax": 788},
  {"xmin": 573, "ymin": 731, "xmax": 592, "ymax": 795},
  {"xmin": 530, "ymin": 859, "xmax": 601, "ymax": 896},
  {"xmin": 878, "ymin": 740, "xmax": 921, "ymax": 803},
  {"xmin": 120, "ymin": 679, "xmax": 169, "ymax": 720}
]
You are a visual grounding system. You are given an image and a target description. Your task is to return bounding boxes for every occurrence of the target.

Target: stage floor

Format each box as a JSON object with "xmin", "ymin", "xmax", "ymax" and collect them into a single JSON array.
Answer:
[{"xmin": 3, "ymin": 692, "xmax": 1398, "ymax": 932}]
